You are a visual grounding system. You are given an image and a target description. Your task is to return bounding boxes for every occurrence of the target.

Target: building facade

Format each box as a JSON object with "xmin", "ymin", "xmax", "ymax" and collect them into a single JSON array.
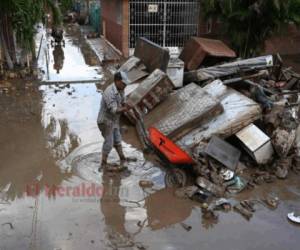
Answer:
[{"xmin": 101, "ymin": 0, "xmax": 201, "ymax": 57}]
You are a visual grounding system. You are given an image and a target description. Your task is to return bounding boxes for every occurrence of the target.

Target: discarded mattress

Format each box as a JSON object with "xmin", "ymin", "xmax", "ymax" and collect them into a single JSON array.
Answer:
[
  {"xmin": 143, "ymin": 83, "xmax": 223, "ymax": 141},
  {"xmin": 178, "ymin": 80, "xmax": 262, "ymax": 152}
]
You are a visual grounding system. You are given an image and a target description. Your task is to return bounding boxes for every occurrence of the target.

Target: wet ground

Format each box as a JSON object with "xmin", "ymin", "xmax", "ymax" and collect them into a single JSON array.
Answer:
[{"xmin": 0, "ymin": 28, "xmax": 300, "ymax": 250}]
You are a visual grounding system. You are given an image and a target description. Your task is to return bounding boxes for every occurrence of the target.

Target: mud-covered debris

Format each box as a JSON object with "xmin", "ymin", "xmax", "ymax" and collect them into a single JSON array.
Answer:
[
  {"xmin": 264, "ymin": 195, "xmax": 280, "ymax": 209},
  {"xmin": 240, "ymin": 200, "xmax": 256, "ymax": 213},
  {"xmin": 272, "ymin": 128, "xmax": 296, "ymax": 157},
  {"xmin": 287, "ymin": 212, "xmax": 300, "ymax": 224},
  {"xmin": 274, "ymin": 158, "xmax": 291, "ymax": 179},
  {"xmin": 220, "ymin": 169, "xmax": 235, "ymax": 181},
  {"xmin": 184, "ymin": 55, "xmax": 273, "ymax": 84},
  {"xmin": 201, "ymin": 203, "xmax": 218, "ymax": 220},
  {"xmin": 180, "ymin": 222, "xmax": 192, "ymax": 231},
  {"xmin": 208, "ymin": 198, "xmax": 232, "ymax": 212},
  {"xmin": 205, "ymin": 136, "xmax": 241, "ymax": 171},
  {"xmin": 234, "ymin": 203, "xmax": 253, "ymax": 220},
  {"xmin": 226, "ymin": 176, "xmax": 247, "ymax": 194},
  {"xmin": 196, "ymin": 177, "xmax": 225, "ymax": 197}
]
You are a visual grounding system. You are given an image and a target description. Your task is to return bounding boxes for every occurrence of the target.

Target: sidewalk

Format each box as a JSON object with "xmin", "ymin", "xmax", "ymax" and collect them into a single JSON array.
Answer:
[{"xmin": 80, "ymin": 25, "xmax": 121, "ymax": 64}]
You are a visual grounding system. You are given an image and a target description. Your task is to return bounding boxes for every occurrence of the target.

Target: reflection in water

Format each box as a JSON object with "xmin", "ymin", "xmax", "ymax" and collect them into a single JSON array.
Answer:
[
  {"xmin": 101, "ymin": 172, "xmax": 132, "ymax": 248},
  {"xmin": 44, "ymin": 116, "xmax": 80, "ymax": 160},
  {"xmin": 52, "ymin": 44, "xmax": 64, "ymax": 74},
  {"xmin": 145, "ymin": 188, "xmax": 193, "ymax": 230},
  {"xmin": 0, "ymin": 89, "xmax": 71, "ymax": 201},
  {"xmin": 41, "ymin": 31, "xmax": 102, "ymax": 82}
]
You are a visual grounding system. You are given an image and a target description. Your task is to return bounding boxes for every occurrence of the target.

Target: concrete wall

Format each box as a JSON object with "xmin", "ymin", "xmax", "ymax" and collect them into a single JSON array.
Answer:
[
  {"xmin": 121, "ymin": 0, "xmax": 129, "ymax": 57},
  {"xmin": 101, "ymin": 0, "xmax": 129, "ymax": 57},
  {"xmin": 101, "ymin": 0, "xmax": 123, "ymax": 54}
]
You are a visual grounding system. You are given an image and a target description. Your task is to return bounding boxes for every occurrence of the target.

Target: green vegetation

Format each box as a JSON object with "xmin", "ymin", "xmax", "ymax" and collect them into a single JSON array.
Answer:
[
  {"xmin": 202, "ymin": 0, "xmax": 300, "ymax": 58},
  {"xmin": 0, "ymin": 0, "xmax": 66, "ymax": 70}
]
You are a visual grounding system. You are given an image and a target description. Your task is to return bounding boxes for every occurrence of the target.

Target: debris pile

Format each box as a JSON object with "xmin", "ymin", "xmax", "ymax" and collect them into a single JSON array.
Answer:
[{"xmin": 120, "ymin": 37, "xmax": 300, "ymax": 221}]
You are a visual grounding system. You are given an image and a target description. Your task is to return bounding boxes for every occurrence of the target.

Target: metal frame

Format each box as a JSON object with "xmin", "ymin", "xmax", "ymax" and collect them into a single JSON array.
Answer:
[{"xmin": 129, "ymin": 0, "xmax": 200, "ymax": 49}]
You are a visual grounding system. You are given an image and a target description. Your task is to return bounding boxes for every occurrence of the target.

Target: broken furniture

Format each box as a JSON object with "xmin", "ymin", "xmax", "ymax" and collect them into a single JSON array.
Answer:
[
  {"xmin": 120, "ymin": 37, "xmax": 171, "ymax": 84},
  {"xmin": 236, "ymin": 123, "xmax": 274, "ymax": 164},
  {"xmin": 167, "ymin": 58, "xmax": 184, "ymax": 88},
  {"xmin": 124, "ymin": 69, "xmax": 175, "ymax": 123},
  {"xmin": 178, "ymin": 80, "xmax": 262, "ymax": 153},
  {"xmin": 180, "ymin": 37, "xmax": 236, "ymax": 71},
  {"xmin": 134, "ymin": 37, "xmax": 170, "ymax": 73},
  {"xmin": 119, "ymin": 56, "xmax": 149, "ymax": 84}
]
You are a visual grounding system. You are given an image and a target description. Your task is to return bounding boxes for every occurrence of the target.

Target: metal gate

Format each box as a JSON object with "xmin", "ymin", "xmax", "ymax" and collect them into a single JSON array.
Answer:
[{"xmin": 129, "ymin": 0, "xmax": 200, "ymax": 49}]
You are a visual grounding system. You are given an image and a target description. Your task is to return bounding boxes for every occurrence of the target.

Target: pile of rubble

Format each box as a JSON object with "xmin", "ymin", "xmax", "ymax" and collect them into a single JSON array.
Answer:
[{"xmin": 120, "ymin": 37, "xmax": 300, "ymax": 222}]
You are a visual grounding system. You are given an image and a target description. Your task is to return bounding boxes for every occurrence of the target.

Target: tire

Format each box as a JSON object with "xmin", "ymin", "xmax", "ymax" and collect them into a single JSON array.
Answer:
[{"xmin": 165, "ymin": 168, "xmax": 188, "ymax": 188}]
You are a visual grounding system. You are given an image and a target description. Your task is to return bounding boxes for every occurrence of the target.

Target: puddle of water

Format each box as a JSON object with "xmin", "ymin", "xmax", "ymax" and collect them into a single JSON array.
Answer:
[{"xmin": 37, "ymin": 27, "xmax": 103, "ymax": 82}]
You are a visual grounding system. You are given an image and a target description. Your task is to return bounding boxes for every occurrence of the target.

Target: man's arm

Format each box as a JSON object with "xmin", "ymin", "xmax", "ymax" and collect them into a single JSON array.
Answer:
[{"xmin": 104, "ymin": 93, "xmax": 127, "ymax": 114}]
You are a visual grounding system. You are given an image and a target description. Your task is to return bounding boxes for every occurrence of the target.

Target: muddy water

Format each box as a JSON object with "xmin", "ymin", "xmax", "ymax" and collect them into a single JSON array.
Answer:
[{"xmin": 1, "ymin": 29, "xmax": 300, "ymax": 250}]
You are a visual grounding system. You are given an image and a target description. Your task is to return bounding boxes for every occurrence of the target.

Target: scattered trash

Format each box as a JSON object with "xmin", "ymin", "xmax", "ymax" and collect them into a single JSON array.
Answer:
[
  {"xmin": 274, "ymin": 158, "xmax": 291, "ymax": 179},
  {"xmin": 196, "ymin": 177, "xmax": 225, "ymax": 197},
  {"xmin": 236, "ymin": 124, "xmax": 274, "ymax": 165},
  {"xmin": 220, "ymin": 169, "xmax": 235, "ymax": 181},
  {"xmin": 263, "ymin": 195, "xmax": 280, "ymax": 209},
  {"xmin": 272, "ymin": 128, "xmax": 296, "ymax": 157},
  {"xmin": 287, "ymin": 212, "xmax": 300, "ymax": 224},
  {"xmin": 167, "ymin": 58, "xmax": 184, "ymax": 88},
  {"xmin": 113, "ymin": 37, "xmax": 300, "ymax": 225},
  {"xmin": 201, "ymin": 203, "xmax": 218, "ymax": 220},
  {"xmin": 234, "ymin": 203, "xmax": 253, "ymax": 220},
  {"xmin": 226, "ymin": 176, "xmax": 247, "ymax": 194},
  {"xmin": 180, "ymin": 222, "xmax": 192, "ymax": 231},
  {"xmin": 207, "ymin": 198, "xmax": 232, "ymax": 212},
  {"xmin": 205, "ymin": 136, "xmax": 241, "ymax": 171},
  {"xmin": 240, "ymin": 200, "xmax": 256, "ymax": 213},
  {"xmin": 184, "ymin": 55, "xmax": 273, "ymax": 84}
]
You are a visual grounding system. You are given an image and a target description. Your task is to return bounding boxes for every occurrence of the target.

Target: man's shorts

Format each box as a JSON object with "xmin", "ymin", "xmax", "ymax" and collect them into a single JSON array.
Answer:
[{"xmin": 98, "ymin": 123, "xmax": 122, "ymax": 153}]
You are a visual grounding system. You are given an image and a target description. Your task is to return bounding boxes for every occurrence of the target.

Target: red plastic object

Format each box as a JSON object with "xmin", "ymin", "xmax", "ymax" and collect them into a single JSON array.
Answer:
[{"xmin": 148, "ymin": 127, "xmax": 195, "ymax": 165}]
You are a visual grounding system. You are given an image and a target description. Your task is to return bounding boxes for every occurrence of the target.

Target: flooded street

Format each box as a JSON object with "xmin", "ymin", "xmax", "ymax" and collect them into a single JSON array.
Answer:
[{"xmin": 1, "ymin": 29, "xmax": 300, "ymax": 250}]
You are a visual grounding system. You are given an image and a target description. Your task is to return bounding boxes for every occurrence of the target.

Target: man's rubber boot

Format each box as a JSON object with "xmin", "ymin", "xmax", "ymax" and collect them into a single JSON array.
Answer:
[
  {"xmin": 115, "ymin": 145, "xmax": 126, "ymax": 162},
  {"xmin": 98, "ymin": 153, "xmax": 108, "ymax": 172},
  {"xmin": 115, "ymin": 145, "xmax": 137, "ymax": 163}
]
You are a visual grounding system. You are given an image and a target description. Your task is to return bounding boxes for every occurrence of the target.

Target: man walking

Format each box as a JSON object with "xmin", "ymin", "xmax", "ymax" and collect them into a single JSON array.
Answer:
[{"xmin": 97, "ymin": 71, "xmax": 130, "ymax": 171}]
